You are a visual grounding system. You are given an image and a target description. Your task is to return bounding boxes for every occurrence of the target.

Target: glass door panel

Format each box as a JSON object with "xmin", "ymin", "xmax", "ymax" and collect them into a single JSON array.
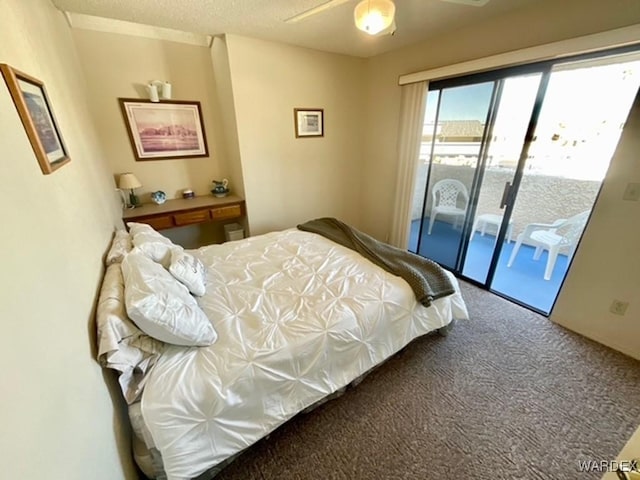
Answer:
[
  {"xmin": 415, "ymin": 82, "xmax": 494, "ymax": 269},
  {"xmin": 462, "ymin": 74, "xmax": 542, "ymax": 283},
  {"xmin": 491, "ymin": 53, "xmax": 640, "ymax": 314}
]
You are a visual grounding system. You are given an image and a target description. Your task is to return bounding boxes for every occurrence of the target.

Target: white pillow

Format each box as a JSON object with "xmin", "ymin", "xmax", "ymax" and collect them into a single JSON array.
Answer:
[
  {"xmin": 122, "ymin": 251, "xmax": 217, "ymax": 346},
  {"xmin": 169, "ymin": 248, "xmax": 207, "ymax": 296},
  {"xmin": 128, "ymin": 222, "xmax": 175, "ymax": 267},
  {"xmin": 106, "ymin": 230, "xmax": 132, "ymax": 265},
  {"xmin": 96, "ymin": 263, "xmax": 164, "ymax": 403}
]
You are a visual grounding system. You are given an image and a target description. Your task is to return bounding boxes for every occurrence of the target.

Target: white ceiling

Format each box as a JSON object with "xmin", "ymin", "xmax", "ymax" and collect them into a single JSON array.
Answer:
[{"xmin": 51, "ymin": 0, "xmax": 544, "ymax": 57}]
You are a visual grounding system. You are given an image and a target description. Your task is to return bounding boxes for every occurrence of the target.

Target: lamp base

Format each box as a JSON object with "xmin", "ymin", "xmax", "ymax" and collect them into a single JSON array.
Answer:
[{"xmin": 129, "ymin": 191, "xmax": 140, "ymax": 208}]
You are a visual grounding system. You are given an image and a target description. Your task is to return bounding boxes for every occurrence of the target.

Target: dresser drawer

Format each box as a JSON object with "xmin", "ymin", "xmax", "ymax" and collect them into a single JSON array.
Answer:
[
  {"xmin": 123, "ymin": 197, "xmax": 246, "ymax": 238},
  {"xmin": 211, "ymin": 204, "xmax": 242, "ymax": 220},
  {"xmin": 139, "ymin": 215, "xmax": 174, "ymax": 230},
  {"xmin": 174, "ymin": 209, "xmax": 211, "ymax": 226}
]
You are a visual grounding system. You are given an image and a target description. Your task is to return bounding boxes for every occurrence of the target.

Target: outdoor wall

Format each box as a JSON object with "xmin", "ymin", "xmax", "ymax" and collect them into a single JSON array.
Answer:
[
  {"xmin": 224, "ymin": 34, "xmax": 366, "ymax": 235},
  {"xmin": 552, "ymin": 92, "xmax": 640, "ymax": 360},
  {"xmin": 411, "ymin": 163, "xmax": 600, "ymax": 239},
  {"xmin": 363, "ymin": 0, "xmax": 640, "ymax": 242},
  {"xmin": 0, "ymin": 0, "xmax": 133, "ymax": 478},
  {"xmin": 71, "ymin": 28, "xmax": 230, "ymax": 247}
]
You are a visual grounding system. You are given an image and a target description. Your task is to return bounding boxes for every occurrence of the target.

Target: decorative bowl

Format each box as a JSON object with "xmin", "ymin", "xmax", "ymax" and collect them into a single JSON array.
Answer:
[{"xmin": 151, "ymin": 190, "xmax": 167, "ymax": 204}]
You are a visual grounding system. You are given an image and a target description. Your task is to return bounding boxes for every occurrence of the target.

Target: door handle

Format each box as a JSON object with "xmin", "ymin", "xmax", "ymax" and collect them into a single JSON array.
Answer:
[{"xmin": 500, "ymin": 182, "xmax": 512, "ymax": 209}]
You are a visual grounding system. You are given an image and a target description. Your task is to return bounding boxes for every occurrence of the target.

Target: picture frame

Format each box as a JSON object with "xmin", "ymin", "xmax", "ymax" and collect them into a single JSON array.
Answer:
[
  {"xmin": 118, "ymin": 99, "xmax": 209, "ymax": 161},
  {"xmin": 0, "ymin": 64, "xmax": 70, "ymax": 175},
  {"xmin": 294, "ymin": 108, "xmax": 324, "ymax": 138}
]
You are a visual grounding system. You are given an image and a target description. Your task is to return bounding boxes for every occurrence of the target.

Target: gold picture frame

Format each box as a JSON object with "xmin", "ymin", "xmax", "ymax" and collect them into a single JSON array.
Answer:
[{"xmin": 0, "ymin": 64, "xmax": 70, "ymax": 175}]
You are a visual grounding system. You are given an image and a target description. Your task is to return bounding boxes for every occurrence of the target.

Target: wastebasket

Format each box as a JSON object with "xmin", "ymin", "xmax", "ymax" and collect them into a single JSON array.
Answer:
[{"xmin": 224, "ymin": 223, "xmax": 244, "ymax": 242}]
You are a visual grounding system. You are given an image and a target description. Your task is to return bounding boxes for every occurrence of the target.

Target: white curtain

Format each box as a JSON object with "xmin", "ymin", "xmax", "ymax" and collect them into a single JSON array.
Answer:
[{"xmin": 389, "ymin": 81, "xmax": 428, "ymax": 249}]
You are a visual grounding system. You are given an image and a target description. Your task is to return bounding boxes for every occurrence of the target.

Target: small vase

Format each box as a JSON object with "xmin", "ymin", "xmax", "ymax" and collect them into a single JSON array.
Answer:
[
  {"xmin": 211, "ymin": 178, "xmax": 230, "ymax": 198},
  {"xmin": 151, "ymin": 191, "xmax": 167, "ymax": 204}
]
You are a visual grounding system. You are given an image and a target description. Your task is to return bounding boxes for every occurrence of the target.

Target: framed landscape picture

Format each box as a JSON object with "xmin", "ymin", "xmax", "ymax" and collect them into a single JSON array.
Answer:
[
  {"xmin": 0, "ymin": 64, "xmax": 70, "ymax": 175},
  {"xmin": 118, "ymin": 99, "xmax": 209, "ymax": 161},
  {"xmin": 294, "ymin": 108, "xmax": 324, "ymax": 138}
]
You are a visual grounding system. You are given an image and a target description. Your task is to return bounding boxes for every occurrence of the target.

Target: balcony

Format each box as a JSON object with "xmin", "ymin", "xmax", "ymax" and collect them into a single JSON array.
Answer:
[{"xmin": 410, "ymin": 218, "xmax": 572, "ymax": 314}]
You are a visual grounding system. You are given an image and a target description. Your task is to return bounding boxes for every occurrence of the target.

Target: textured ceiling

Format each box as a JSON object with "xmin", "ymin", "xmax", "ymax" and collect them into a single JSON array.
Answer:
[{"xmin": 51, "ymin": 0, "xmax": 543, "ymax": 57}]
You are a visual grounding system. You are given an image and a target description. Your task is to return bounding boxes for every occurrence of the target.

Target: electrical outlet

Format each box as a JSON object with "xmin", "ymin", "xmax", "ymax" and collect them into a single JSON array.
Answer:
[
  {"xmin": 610, "ymin": 299, "xmax": 629, "ymax": 316},
  {"xmin": 623, "ymin": 182, "xmax": 640, "ymax": 201}
]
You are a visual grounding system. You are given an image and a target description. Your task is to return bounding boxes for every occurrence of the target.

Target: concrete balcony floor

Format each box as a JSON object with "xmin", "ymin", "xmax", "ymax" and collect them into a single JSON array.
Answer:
[{"xmin": 410, "ymin": 219, "xmax": 570, "ymax": 314}]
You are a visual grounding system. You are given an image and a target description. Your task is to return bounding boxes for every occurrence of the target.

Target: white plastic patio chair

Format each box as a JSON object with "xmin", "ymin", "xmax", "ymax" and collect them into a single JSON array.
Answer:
[
  {"xmin": 427, "ymin": 179, "xmax": 469, "ymax": 235},
  {"xmin": 506, "ymin": 210, "xmax": 590, "ymax": 281}
]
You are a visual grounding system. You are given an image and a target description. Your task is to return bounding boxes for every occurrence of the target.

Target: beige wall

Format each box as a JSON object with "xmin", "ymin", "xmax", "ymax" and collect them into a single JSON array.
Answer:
[
  {"xmin": 0, "ymin": 0, "xmax": 133, "ymax": 478},
  {"xmin": 210, "ymin": 36, "xmax": 245, "ymax": 200},
  {"xmin": 552, "ymin": 93, "xmax": 640, "ymax": 360},
  {"xmin": 224, "ymin": 34, "xmax": 366, "ymax": 235},
  {"xmin": 71, "ymin": 28, "xmax": 230, "ymax": 246},
  {"xmin": 210, "ymin": 36, "xmax": 247, "ymax": 235},
  {"xmin": 363, "ymin": 0, "xmax": 640, "ymax": 241},
  {"xmin": 72, "ymin": 28, "xmax": 228, "ymax": 202}
]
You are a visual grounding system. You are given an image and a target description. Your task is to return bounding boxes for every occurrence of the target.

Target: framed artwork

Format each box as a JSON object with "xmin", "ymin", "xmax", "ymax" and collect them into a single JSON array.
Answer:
[
  {"xmin": 0, "ymin": 64, "xmax": 70, "ymax": 175},
  {"xmin": 294, "ymin": 108, "xmax": 324, "ymax": 138},
  {"xmin": 118, "ymin": 99, "xmax": 209, "ymax": 161}
]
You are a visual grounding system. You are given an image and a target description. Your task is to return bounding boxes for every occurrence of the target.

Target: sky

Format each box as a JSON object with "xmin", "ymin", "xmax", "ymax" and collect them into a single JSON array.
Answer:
[{"xmin": 424, "ymin": 82, "xmax": 494, "ymax": 123}]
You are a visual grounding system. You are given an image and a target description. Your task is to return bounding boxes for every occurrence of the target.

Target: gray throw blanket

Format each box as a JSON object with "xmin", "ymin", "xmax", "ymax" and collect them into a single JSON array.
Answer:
[{"xmin": 297, "ymin": 217, "xmax": 454, "ymax": 307}]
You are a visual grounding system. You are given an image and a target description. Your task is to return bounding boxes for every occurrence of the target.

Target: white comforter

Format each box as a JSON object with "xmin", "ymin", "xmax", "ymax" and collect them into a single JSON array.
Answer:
[{"xmin": 140, "ymin": 229, "xmax": 468, "ymax": 479}]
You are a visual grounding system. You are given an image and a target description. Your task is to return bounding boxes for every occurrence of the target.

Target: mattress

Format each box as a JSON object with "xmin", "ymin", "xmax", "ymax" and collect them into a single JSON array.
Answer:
[{"xmin": 140, "ymin": 229, "xmax": 468, "ymax": 479}]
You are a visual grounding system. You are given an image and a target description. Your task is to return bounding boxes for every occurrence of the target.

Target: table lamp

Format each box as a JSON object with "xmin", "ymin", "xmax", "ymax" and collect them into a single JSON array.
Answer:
[{"xmin": 119, "ymin": 173, "xmax": 142, "ymax": 208}]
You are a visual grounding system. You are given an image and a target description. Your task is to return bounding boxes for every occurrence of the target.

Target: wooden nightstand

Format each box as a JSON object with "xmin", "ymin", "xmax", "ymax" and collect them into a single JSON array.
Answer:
[{"xmin": 123, "ymin": 195, "xmax": 246, "ymax": 231}]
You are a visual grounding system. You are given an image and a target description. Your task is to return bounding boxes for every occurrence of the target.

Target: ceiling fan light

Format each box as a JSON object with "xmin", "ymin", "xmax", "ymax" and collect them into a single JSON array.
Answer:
[{"xmin": 354, "ymin": 0, "xmax": 395, "ymax": 35}]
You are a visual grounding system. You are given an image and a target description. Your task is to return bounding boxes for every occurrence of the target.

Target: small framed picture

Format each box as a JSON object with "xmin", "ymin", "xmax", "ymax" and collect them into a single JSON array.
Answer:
[
  {"xmin": 294, "ymin": 108, "xmax": 324, "ymax": 138},
  {"xmin": 118, "ymin": 99, "xmax": 209, "ymax": 161},
  {"xmin": 0, "ymin": 64, "xmax": 70, "ymax": 175}
]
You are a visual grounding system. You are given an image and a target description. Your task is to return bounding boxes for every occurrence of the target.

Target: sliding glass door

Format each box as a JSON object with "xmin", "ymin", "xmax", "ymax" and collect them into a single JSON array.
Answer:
[
  {"xmin": 490, "ymin": 52, "xmax": 640, "ymax": 312},
  {"xmin": 410, "ymin": 71, "xmax": 543, "ymax": 279},
  {"xmin": 411, "ymin": 81, "xmax": 495, "ymax": 269},
  {"xmin": 409, "ymin": 47, "xmax": 640, "ymax": 314},
  {"xmin": 461, "ymin": 73, "xmax": 542, "ymax": 284}
]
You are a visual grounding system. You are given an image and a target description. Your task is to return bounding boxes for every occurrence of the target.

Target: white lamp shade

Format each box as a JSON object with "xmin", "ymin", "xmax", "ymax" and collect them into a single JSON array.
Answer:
[
  {"xmin": 354, "ymin": 0, "xmax": 395, "ymax": 35},
  {"xmin": 119, "ymin": 173, "xmax": 142, "ymax": 190}
]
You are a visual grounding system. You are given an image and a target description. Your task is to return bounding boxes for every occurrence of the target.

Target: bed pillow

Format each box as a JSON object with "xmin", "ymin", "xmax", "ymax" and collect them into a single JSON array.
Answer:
[
  {"xmin": 169, "ymin": 247, "xmax": 207, "ymax": 296},
  {"xmin": 128, "ymin": 222, "xmax": 175, "ymax": 267},
  {"xmin": 96, "ymin": 263, "xmax": 164, "ymax": 404},
  {"xmin": 122, "ymin": 251, "xmax": 217, "ymax": 346},
  {"xmin": 106, "ymin": 230, "xmax": 133, "ymax": 265}
]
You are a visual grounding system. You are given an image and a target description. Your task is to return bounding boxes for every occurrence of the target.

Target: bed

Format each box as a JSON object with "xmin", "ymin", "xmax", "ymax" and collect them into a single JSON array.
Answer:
[{"xmin": 96, "ymin": 221, "xmax": 469, "ymax": 480}]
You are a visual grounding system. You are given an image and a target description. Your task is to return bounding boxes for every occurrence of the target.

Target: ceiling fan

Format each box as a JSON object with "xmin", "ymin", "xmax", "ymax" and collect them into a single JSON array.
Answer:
[{"xmin": 284, "ymin": 0, "xmax": 491, "ymax": 35}]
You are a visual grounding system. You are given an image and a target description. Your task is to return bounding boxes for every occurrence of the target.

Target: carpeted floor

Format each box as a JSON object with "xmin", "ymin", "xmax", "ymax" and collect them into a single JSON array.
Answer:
[{"xmin": 213, "ymin": 281, "xmax": 640, "ymax": 480}]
